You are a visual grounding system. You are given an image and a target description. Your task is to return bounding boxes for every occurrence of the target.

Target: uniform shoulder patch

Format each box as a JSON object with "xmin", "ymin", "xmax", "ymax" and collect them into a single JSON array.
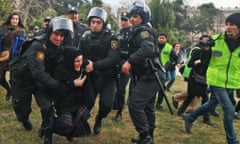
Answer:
[
  {"xmin": 111, "ymin": 40, "xmax": 118, "ymax": 49},
  {"xmin": 140, "ymin": 31, "xmax": 150, "ymax": 39},
  {"xmin": 36, "ymin": 51, "xmax": 45, "ymax": 62}
]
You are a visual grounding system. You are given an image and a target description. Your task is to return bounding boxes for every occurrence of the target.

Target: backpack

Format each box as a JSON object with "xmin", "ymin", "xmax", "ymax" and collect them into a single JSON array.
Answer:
[{"xmin": 9, "ymin": 38, "xmax": 46, "ymax": 86}]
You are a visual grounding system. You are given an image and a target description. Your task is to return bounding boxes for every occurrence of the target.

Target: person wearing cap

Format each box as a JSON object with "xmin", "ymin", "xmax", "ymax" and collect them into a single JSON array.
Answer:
[
  {"xmin": 10, "ymin": 16, "xmax": 74, "ymax": 144},
  {"xmin": 66, "ymin": 6, "xmax": 88, "ymax": 48},
  {"xmin": 32, "ymin": 25, "xmax": 40, "ymax": 36},
  {"xmin": 112, "ymin": 11, "xmax": 131, "ymax": 121},
  {"xmin": 43, "ymin": 16, "xmax": 51, "ymax": 29},
  {"xmin": 182, "ymin": 13, "xmax": 240, "ymax": 144}
]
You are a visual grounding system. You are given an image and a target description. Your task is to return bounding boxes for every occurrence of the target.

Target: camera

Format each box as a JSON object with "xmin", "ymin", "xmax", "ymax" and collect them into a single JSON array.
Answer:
[{"xmin": 199, "ymin": 37, "xmax": 215, "ymax": 47}]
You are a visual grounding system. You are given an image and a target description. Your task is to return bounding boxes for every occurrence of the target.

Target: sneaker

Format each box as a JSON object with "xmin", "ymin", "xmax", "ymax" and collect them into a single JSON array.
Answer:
[
  {"xmin": 172, "ymin": 96, "xmax": 178, "ymax": 109},
  {"xmin": 203, "ymin": 119, "xmax": 214, "ymax": 126},
  {"xmin": 234, "ymin": 112, "xmax": 240, "ymax": 120},
  {"xmin": 209, "ymin": 110, "xmax": 220, "ymax": 117},
  {"xmin": 114, "ymin": 113, "xmax": 122, "ymax": 121},
  {"xmin": 156, "ymin": 103, "xmax": 163, "ymax": 109},
  {"xmin": 182, "ymin": 113, "xmax": 193, "ymax": 134}
]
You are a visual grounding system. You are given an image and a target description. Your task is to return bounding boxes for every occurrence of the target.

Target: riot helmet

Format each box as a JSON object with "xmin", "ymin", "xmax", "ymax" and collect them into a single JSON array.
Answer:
[
  {"xmin": 44, "ymin": 16, "xmax": 51, "ymax": 22},
  {"xmin": 129, "ymin": 1, "xmax": 151, "ymax": 24},
  {"xmin": 87, "ymin": 7, "xmax": 108, "ymax": 26},
  {"xmin": 48, "ymin": 16, "xmax": 73, "ymax": 38}
]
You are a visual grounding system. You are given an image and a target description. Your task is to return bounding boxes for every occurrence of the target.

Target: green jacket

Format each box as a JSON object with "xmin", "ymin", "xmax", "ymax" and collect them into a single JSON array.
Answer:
[
  {"xmin": 160, "ymin": 43, "xmax": 172, "ymax": 65},
  {"xmin": 207, "ymin": 34, "xmax": 240, "ymax": 88},
  {"xmin": 182, "ymin": 47, "xmax": 200, "ymax": 78}
]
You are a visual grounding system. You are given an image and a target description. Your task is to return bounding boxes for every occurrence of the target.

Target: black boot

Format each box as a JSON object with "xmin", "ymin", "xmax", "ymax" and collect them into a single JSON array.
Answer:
[
  {"xmin": 22, "ymin": 120, "xmax": 33, "ymax": 131},
  {"xmin": 131, "ymin": 131, "xmax": 153, "ymax": 144},
  {"xmin": 149, "ymin": 128, "xmax": 154, "ymax": 142},
  {"xmin": 93, "ymin": 115, "xmax": 102, "ymax": 134},
  {"xmin": 5, "ymin": 90, "xmax": 11, "ymax": 101},
  {"xmin": 44, "ymin": 133, "xmax": 52, "ymax": 144}
]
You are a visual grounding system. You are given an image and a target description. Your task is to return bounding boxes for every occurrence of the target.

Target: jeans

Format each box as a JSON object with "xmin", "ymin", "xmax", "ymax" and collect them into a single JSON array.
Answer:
[
  {"xmin": 189, "ymin": 86, "xmax": 239, "ymax": 144},
  {"xmin": 166, "ymin": 69, "xmax": 176, "ymax": 90}
]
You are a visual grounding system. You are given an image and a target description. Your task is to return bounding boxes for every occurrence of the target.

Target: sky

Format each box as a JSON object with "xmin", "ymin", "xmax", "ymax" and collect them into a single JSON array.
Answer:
[{"xmin": 102, "ymin": 0, "xmax": 240, "ymax": 9}]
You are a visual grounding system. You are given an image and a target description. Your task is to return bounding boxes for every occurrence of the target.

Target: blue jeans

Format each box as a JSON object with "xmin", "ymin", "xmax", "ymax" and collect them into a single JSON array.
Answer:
[
  {"xmin": 189, "ymin": 86, "xmax": 239, "ymax": 144},
  {"xmin": 166, "ymin": 69, "xmax": 176, "ymax": 90}
]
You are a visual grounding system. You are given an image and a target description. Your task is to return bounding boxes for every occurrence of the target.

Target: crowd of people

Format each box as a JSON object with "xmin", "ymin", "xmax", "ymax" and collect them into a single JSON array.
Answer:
[{"xmin": 0, "ymin": 1, "xmax": 240, "ymax": 144}]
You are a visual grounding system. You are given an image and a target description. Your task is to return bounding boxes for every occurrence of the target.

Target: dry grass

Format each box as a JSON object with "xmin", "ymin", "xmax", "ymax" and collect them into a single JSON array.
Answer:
[{"xmin": 0, "ymin": 76, "xmax": 239, "ymax": 144}]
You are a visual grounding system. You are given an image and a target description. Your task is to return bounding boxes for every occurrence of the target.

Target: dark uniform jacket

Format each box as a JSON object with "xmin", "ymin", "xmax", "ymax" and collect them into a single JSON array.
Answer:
[
  {"xmin": 117, "ymin": 27, "xmax": 131, "ymax": 61},
  {"xmin": 128, "ymin": 24, "xmax": 159, "ymax": 77},
  {"xmin": 80, "ymin": 28, "xmax": 120, "ymax": 78},
  {"xmin": 26, "ymin": 36, "xmax": 64, "ymax": 91},
  {"xmin": 52, "ymin": 47, "xmax": 94, "ymax": 114},
  {"xmin": 65, "ymin": 22, "xmax": 88, "ymax": 48}
]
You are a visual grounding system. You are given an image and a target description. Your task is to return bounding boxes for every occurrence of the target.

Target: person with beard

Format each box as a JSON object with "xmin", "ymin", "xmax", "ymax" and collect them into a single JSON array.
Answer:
[
  {"xmin": 52, "ymin": 46, "xmax": 94, "ymax": 141},
  {"xmin": 182, "ymin": 13, "xmax": 240, "ymax": 144}
]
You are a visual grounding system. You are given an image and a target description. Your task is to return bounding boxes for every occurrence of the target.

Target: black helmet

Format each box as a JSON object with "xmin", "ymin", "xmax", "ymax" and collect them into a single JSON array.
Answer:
[
  {"xmin": 48, "ymin": 17, "xmax": 73, "ymax": 37},
  {"xmin": 44, "ymin": 16, "xmax": 51, "ymax": 22},
  {"xmin": 87, "ymin": 7, "xmax": 108, "ymax": 25},
  {"xmin": 129, "ymin": 1, "xmax": 151, "ymax": 24}
]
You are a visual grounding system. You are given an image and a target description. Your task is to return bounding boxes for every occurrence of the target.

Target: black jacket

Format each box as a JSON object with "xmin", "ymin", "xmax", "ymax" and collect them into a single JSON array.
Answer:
[
  {"xmin": 128, "ymin": 24, "xmax": 158, "ymax": 77},
  {"xmin": 26, "ymin": 37, "xmax": 63, "ymax": 90},
  {"xmin": 80, "ymin": 28, "xmax": 120, "ymax": 77},
  {"xmin": 52, "ymin": 47, "xmax": 94, "ymax": 114}
]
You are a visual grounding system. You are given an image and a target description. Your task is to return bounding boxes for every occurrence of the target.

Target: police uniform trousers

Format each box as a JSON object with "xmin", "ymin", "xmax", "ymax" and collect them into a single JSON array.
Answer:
[
  {"xmin": 113, "ymin": 73, "xmax": 129, "ymax": 111},
  {"xmin": 128, "ymin": 76, "xmax": 159, "ymax": 133},
  {"xmin": 90, "ymin": 73, "xmax": 116, "ymax": 119}
]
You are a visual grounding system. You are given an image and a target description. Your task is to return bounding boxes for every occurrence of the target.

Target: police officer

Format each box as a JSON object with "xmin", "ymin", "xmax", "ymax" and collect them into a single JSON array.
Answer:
[
  {"xmin": 121, "ymin": 2, "xmax": 160, "ymax": 144},
  {"xmin": 33, "ymin": 16, "xmax": 51, "ymax": 37},
  {"xmin": 66, "ymin": 6, "xmax": 88, "ymax": 48},
  {"xmin": 10, "ymin": 17, "xmax": 74, "ymax": 144},
  {"xmin": 113, "ymin": 11, "xmax": 131, "ymax": 121},
  {"xmin": 80, "ymin": 7, "xmax": 120, "ymax": 135}
]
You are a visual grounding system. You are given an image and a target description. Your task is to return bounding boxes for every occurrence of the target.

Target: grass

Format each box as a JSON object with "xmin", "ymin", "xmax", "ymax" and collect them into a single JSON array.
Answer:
[{"xmin": 0, "ymin": 76, "xmax": 239, "ymax": 144}]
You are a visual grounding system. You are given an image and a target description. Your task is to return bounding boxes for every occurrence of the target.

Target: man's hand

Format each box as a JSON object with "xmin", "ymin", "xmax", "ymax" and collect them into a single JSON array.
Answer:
[
  {"xmin": 194, "ymin": 59, "xmax": 201, "ymax": 65},
  {"xmin": 121, "ymin": 61, "xmax": 131, "ymax": 75},
  {"xmin": 73, "ymin": 75, "xmax": 87, "ymax": 87},
  {"xmin": 85, "ymin": 60, "xmax": 94, "ymax": 73}
]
